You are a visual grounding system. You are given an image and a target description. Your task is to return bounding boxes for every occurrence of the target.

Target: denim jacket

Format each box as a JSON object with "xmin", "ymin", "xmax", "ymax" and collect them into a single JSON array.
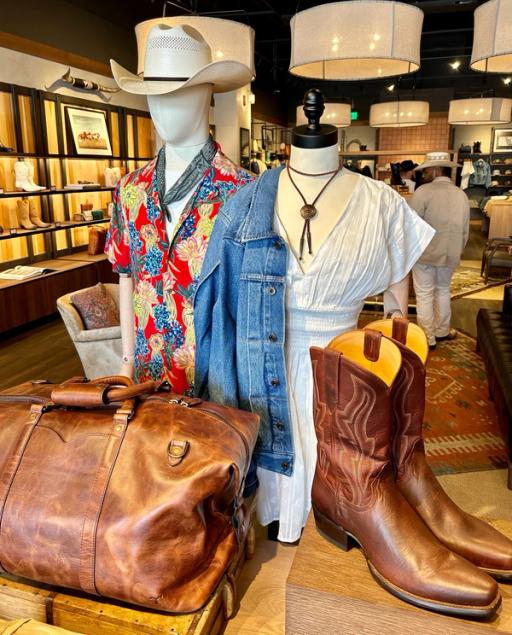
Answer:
[{"xmin": 193, "ymin": 167, "xmax": 294, "ymax": 479}]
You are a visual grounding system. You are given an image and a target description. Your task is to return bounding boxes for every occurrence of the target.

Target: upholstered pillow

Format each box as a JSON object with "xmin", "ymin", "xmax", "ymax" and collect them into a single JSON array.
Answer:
[{"xmin": 71, "ymin": 283, "xmax": 120, "ymax": 330}]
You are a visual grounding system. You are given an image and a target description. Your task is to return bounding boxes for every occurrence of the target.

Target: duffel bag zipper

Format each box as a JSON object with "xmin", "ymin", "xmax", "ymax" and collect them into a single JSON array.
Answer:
[{"xmin": 147, "ymin": 396, "xmax": 249, "ymax": 466}]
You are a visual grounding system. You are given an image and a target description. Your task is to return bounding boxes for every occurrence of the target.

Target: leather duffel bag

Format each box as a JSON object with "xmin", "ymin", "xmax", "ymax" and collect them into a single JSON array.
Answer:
[{"xmin": 0, "ymin": 376, "xmax": 259, "ymax": 613}]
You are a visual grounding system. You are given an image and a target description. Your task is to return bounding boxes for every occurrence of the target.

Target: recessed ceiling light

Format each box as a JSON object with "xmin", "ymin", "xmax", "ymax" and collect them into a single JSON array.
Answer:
[
  {"xmin": 503, "ymin": 77, "xmax": 512, "ymax": 85},
  {"xmin": 450, "ymin": 60, "xmax": 461, "ymax": 70}
]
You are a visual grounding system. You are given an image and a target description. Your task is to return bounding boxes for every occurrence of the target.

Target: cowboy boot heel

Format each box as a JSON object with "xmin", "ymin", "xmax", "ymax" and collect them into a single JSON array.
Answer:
[
  {"xmin": 312, "ymin": 505, "xmax": 354, "ymax": 551},
  {"xmin": 310, "ymin": 331, "xmax": 501, "ymax": 619},
  {"xmin": 366, "ymin": 317, "xmax": 512, "ymax": 581}
]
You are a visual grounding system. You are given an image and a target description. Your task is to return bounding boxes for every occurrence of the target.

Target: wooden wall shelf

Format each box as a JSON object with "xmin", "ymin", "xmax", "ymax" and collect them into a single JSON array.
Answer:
[
  {"xmin": 0, "ymin": 218, "xmax": 109, "ymax": 241},
  {"xmin": 0, "ymin": 187, "xmax": 115, "ymax": 199},
  {"xmin": 0, "ymin": 80, "xmax": 155, "ymax": 331},
  {"xmin": 340, "ymin": 149, "xmax": 455, "ymax": 156}
]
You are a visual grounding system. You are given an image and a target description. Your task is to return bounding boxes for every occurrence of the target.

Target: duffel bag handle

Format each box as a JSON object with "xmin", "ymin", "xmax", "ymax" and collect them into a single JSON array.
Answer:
[{"xmin": 51, "ymin": 376, "xmax": 166, "ymax": 409}]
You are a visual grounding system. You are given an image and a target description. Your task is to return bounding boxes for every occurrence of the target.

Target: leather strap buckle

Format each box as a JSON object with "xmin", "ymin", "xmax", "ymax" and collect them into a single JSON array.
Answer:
[{"xmin": 167, "ymin": 440, "xmax": 190, "ymax": 466}]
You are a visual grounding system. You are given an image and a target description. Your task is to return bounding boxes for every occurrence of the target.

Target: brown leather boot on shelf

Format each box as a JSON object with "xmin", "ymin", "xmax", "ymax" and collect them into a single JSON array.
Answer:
[
  {"xmin": 29, "ymin": 200, "xmax": 51, "ymax": 228},
  {"xmin": 366, "ymin": 317, "xmax": 512, "ymax": 581},
  {"xmin": 310, "ymin": 329, "xmax": 500, "ymax": 619},
  {"xmin": 16, "ymin": 199, "xmax": 36, "ymax": 229}
]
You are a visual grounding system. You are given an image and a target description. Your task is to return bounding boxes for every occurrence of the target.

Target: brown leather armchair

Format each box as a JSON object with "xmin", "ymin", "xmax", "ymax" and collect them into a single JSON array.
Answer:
[{"xmin": 481, "ymin": 237, "xmax": 512, "ymax": 283}]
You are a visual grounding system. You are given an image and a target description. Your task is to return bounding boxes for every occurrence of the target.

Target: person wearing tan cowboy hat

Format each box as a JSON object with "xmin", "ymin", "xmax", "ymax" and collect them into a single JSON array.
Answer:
[
  {"xmin": 105, "ymin": 23, "xmax": 255, "ymax": 402},
  {"xmin": 410, "ymin": 152, "xmax": 469, "ymax": 349}
]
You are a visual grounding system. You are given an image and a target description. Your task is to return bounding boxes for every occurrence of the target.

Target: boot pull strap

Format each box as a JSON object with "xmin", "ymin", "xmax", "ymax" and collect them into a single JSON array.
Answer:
[
  {"xmin": 392, "ymin": 317, "xmax": 409, "ymax": 345},
  {"xmin": 363, "ymin": 330, "xmax": 382, "ymax": 362}
]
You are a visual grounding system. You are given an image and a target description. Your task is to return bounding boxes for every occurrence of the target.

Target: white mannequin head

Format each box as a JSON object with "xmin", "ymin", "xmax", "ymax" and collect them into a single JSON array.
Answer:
[{"xmin": 147, "ymin": 84, "xmax": 212, "ymax": 147}]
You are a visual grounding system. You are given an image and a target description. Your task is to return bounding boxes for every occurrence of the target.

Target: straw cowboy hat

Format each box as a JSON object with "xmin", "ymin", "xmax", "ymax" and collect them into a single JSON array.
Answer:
[
  {"xmin": 414, "ymin": 152, "xmax": 461, "ymax": 170},
  {"xmin": 111, "ymin": 23, "xmax": 253, "ymax": 95}
]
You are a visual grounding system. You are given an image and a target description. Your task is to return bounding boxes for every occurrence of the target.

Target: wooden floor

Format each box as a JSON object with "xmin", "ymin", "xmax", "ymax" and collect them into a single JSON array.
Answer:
[{"xmin": 0, "ymin": 317, "xmax": 83, "ymax": 390}]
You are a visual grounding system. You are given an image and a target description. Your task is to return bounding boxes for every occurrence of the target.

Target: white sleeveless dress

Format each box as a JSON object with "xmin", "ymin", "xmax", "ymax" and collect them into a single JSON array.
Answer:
[{"xmin": 256, "ymin": 174, "xmax": 434, "ymax": 542}]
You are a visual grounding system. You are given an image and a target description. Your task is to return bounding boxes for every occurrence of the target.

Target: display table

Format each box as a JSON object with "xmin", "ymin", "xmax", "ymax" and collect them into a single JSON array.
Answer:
[
  {"xmin": 485, "ymin": 200, "xmax": 512, "ymax": 240},
  {"xmin": 286, "ymin": 515, "xmax": 512, "ymax": 635}
]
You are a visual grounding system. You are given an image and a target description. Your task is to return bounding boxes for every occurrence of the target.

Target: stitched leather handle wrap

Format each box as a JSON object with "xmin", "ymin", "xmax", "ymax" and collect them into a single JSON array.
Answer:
[{"xmin": 51, "ymin": 379, "xmax": 164, "ymax": 408}]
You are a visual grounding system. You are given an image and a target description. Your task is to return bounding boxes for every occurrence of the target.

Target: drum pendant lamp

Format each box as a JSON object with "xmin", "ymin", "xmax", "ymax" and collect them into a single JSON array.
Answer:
[
  {"xmin": 471, "ymin": 0, "xmax": 512, "ymax": 73},
  {"xmin": 448, "ymin": 97, "xmax": 512, "ymax": 124},
  {"xmin": 135, "ymin": 16, "xmax": 255, "ymax": 79},
  {"xmin": 369, "ymin": 101, "xmax": 430, "ymax": 127},
  {"xmin": 289, "ymin": 1, "xmax": 424, "ymax": 81},
  {"xmin": 296, "ymin": 103, "xmax": 351, "ymax": 127}
]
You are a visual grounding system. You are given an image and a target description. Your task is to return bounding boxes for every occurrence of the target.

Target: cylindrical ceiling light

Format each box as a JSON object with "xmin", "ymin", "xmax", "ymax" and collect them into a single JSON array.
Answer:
[
  {"xmin": 448, "ymin": 97, "xmax": 512, "ymax": 124},
  {"xmin": 471, "ymin": 0, "xmax": 512, "ymax": 73},
  {"xmin": 369, "ymin": 101, "xmax": 430, "ymax": 127},
  {"xmin": 135, "ymin": 17, "xmax": 255, "ymax": 78},
  {"xmin": 296, "ymin": 102, "xmax": 351, "ymax": 127},
  {"xmin": 289, "ymin": 1, "xmax": 423, "ymax": 81}
]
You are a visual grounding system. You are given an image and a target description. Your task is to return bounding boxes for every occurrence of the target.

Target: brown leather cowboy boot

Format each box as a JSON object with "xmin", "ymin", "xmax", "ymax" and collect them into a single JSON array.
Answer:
[
  {"xmin": 366, "ymin": 317, "xmax": 512, "ymax": 580},
  {"xmin": 310, "ymin": 329, "xmax": 500, "ymax": 618}
]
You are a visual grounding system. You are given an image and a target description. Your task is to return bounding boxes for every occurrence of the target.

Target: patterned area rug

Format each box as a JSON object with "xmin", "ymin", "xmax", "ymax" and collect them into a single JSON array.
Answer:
[
  {"xmin": 450, "ymin": 266, "xmax": 512, "ymax": 299},
  {"xmin": 424, "ymin": 331, "xmax": 508, "ymax": 475},
  {"xmin": 365, "ymin": 266, "xmax": 510, "ymax": 308}
]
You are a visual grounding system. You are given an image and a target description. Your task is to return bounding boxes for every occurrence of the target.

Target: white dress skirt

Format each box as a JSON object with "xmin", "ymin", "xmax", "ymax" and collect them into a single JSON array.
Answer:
[{"xmin": 256, "ymin": 174, "xmax": 434, "ymax": 543}]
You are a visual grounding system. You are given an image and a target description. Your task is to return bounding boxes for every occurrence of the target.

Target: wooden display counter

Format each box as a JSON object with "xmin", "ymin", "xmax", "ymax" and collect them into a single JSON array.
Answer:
[
  {"xmin": 0, "ymin": 253, "xmax": 117, "ymax": 333},
  {"xmin": 286, "ymin": 515, "xmax": 512, "ymax": 635}
]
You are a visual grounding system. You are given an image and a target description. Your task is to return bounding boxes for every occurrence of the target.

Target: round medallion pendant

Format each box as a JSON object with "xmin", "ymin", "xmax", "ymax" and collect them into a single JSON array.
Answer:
[{"xmin": 300, "ymin": 204, "xmax": 317, "ymax": 220}]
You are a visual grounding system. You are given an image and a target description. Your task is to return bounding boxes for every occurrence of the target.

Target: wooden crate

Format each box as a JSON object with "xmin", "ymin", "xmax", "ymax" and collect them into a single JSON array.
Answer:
[
  {"xmin": 286, "ymin": 516, "xmax": 512, "ymax": 635},
  {"xmin": 0, "ymin": 520, "xmax": 254, "ymax": 635}
]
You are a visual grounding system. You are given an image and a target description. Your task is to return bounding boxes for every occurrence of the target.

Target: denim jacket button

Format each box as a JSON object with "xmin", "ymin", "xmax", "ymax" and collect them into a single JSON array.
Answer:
[
  {"xmin": 275, "ymin": 421, "xmax": 285, "ymax": 430},
  {"xmin": 281, "ymin": 461, "xmax": 290, "ymax": 470},
  {"xmin": 270, "ymin": 378, "xmax": 280, "ymax": 387},
  {"xmin": 268, "ymin": 286, "xmax": 276, "ymax": 295},
  {"xmin": 273, "ymin": 240, "xmax": 282, "ymax": 250},
  {"xmin": 268, "ymin": 333, "xmax": 278, "ymax": 342}
]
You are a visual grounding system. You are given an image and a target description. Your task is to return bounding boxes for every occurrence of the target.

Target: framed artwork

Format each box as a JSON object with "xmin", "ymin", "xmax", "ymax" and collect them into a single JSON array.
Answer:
[
  {"xmin": 65, "ymin": 106, "xmax": 112, "ymax": 156},
  {"xmin": 240, "ymin": 127, "xmax": 250, "ymax": 169},
  {"xmin": 261, "ymin": 125, "xmax": 275, "ymax": 150},
  {"xmin": 492, "ymin": 128, "xmax": 512, "ymax": 153}
]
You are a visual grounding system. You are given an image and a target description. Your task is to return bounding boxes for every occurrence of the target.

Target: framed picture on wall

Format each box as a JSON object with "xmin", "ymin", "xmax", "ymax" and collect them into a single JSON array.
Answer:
[
  {"xmin": 65, "ymin": 106, "xmax": 112, "ymax": 156},
  {"xmin": 492, "ymin": 128, "xmax": 512, "ymax": 153},
  {"xmin": 240, "ymin": 127, "xmax": 250, "ymax": 170}
]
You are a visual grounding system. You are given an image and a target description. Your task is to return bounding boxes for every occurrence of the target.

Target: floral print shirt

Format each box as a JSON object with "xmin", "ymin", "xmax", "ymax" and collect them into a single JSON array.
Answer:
[{"xmin": 105, "ymin": 144, "xmax": 253, "ymax": 394}]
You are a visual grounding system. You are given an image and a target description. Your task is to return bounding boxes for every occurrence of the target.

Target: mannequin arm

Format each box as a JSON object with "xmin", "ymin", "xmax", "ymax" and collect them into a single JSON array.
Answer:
[
  {"xmin": 383, "ymin": 275, "xmax": 409, "ymax": 318},
  {"xmin": 119, "ymin": 274, "xmax": 135, "ymax": 378}
]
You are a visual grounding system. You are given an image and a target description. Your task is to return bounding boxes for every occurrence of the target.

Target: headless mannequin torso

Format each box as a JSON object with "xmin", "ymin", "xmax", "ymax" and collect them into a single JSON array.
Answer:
[{"xmin": 119, "ymin": 85, "xmax": 212, "ymax": 377}]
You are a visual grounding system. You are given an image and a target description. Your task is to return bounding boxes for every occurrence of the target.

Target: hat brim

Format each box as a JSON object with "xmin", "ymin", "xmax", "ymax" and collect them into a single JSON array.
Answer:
[
  {"xmin": 111, "ymin": 59, "xmax": 253, "ymax": 95},
  {"xmin": 414, "ymin": 160, "xmax": 461, "ymax": 170}
]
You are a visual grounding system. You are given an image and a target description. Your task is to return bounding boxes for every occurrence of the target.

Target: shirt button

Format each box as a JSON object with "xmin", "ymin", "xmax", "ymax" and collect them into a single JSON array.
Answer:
[
  {"xmin": 275, "ymin": 421, "xmax": 285, "ymax": 430},
  {"xmin": 268, "ymin": 333, "xmax": 278, "ymax": 342},
  {"xmin": 281, "ymin": 461, "xmax": 290, "ymax": 470},
  {"xmin": 268, "ymin": 286, "xmax": 276, "ymax": 295},
  {"xmin": 273, "ymin": 240, "xmax": 282, "ymax": 250},
  {"xmin": 270, "ymin": 378, "xmax": 280, "ymax": 387}
]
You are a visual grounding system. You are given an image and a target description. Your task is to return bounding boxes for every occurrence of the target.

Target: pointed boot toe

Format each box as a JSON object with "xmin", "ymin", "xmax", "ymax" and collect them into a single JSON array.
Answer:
[
  {"xmin": 467, "ymin": 519, "xmax": 512, "ymax": 579},
  {"xmin": 367, "ymin": 550, "xmax": 501, "ymax": 619}
]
